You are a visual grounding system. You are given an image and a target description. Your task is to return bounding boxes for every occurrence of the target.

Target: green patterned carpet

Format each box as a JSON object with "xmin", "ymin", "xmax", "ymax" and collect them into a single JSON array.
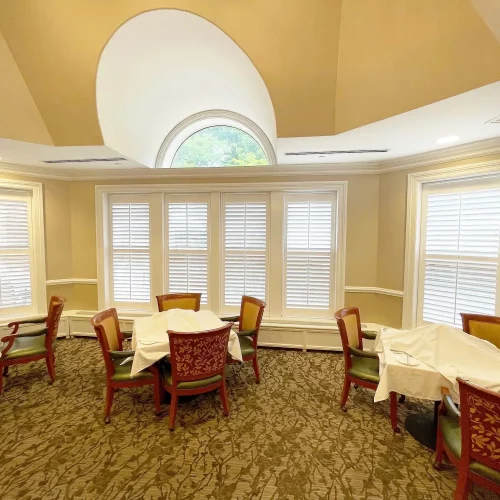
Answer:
[{"xmin": 0, "ymin": 338, "xmax": 496, "ymax": 500}]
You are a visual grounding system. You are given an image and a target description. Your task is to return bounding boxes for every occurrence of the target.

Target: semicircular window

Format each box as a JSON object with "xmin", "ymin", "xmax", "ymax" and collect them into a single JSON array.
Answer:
[{"xmin": 171, "ymin": 125, "xmax": 269, "ymax": 168}]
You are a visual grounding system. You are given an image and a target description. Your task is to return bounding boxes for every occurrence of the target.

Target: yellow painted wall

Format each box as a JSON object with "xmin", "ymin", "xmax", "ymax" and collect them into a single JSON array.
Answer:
[{"xmin": 0, "ymin": 28, "xmax": 52, "ymax": 144}]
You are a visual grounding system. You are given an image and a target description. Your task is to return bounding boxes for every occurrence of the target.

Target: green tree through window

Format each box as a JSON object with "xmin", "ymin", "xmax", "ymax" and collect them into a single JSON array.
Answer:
[{"xmin": 171, "ymin": 126, "xmax": 268, "ymax": 168}]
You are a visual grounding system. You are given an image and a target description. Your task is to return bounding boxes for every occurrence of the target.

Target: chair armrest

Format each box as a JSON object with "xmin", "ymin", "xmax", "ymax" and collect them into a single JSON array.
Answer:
[
  {"xmin": 348, "ymin": 346, "xmax": 379, "ymax": 359},
  {"xmin": 7, "ymin": 317, "xmax": 47, "ymax": 334},
  {"xmin": 109, "ymin": 350, "xmax": 135, "ymax": 360},
  {"xmin": 362, "ymin": 331, "xmax": 377, "ymax": 341},
  {"xmin": 121, "ymin": 330, "xmax": 133, "ymax": 340},
  {"xmin": 1, "ymin": 327, "xmax": 47, "ymax": 343},
  {"xmin": 221, "ymin": 315, "xmax": 240, "ymax": 323},
  {"xmin": 237, "ymin": 328, "xmax": 257, "ymax": 337},
  {"xmin": 441, "ymin": 387, "xmax": 461, "ymax": 419}
]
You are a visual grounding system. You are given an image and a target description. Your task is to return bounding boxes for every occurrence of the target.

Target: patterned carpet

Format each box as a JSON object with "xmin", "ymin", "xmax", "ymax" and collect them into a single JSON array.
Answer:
[{"xmin": 0, "ymin": 338, "xmax": 496, "ymax": 500}]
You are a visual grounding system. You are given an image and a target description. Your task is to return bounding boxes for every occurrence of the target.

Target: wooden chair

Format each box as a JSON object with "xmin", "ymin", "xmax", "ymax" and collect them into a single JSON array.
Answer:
[
  {"xmin": 164, "ymin": 323, "xmax": 233, "ymax": 430},
  {"xmin": 460, "ymin": 313, "xmax": 500, "ymax": 349},
  {"xmin": 156, "ymin": 293, "xmax": 202, "ymax": 313},
  {"xmin": 222, "ymin": 296, "xmax": 266, "ymax": 383},
  {"xmin": 435, "ymin": 379, "xmax": 500, "ymax": 499},
  {"xmin": 335, "ymin": 307, "xmax": 399, "ymax": 432},
  {"xmin": 0, "ymin": 296, "xmax": 66, "ymax": 393},
  {"xmin": 91, "ymin": 308, "xmax": 162, "ymax": 423}
]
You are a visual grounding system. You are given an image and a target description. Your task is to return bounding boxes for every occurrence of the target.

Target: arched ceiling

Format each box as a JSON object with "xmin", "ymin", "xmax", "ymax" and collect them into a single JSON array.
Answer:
[{"xmin": 0, "ymin": 0, "xmax": 499, "ymax": 147}]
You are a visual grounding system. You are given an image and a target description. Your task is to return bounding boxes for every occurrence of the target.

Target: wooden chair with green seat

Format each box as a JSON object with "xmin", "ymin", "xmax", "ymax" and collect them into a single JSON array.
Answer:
[
  {"xmin": 335, "ymin": 307, "xmax": 399, "ymax": 432},
  {"xmin": 156, "ymin": 293, "xmax": 202, "ymax": 313},
  {"xmin": 0, "ymin": 296, "xmax": 66, "ymax": 394},
  {"xmin": 91, "ymin": 308, "xmax": 162, "ymax": 423},
  {"xmin": 461, "ymin": 313, "xmax": 500, "ymax": 349},
  {"xmin": 164, "ymin": 323, "xmax": 233, "ymax": 430},
  {"xmin": 434, "ymin": 379, "xmax": 500, "ymax": 499},
  {"xmin": 222, "ymin": 295, "xmax": 266, "ymax": 383}
]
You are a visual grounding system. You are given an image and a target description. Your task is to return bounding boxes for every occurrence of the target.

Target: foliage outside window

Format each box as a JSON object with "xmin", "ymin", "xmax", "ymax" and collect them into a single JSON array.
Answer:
[{"xmin": 171, "ymin": 126, "xmax": 268, "ymax": 168}]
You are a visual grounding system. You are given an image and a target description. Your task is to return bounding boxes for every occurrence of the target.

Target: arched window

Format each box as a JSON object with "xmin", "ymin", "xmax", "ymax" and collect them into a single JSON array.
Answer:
[{"xmin": 156, "ymin": 111, "xmax": 276, "ymax": 168}]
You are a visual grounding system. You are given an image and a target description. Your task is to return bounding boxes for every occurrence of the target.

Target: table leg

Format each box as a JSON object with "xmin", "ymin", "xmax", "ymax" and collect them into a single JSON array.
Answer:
[{"xmin": 404, "ymin": 401, "xmax": 440, "ymax": 450}]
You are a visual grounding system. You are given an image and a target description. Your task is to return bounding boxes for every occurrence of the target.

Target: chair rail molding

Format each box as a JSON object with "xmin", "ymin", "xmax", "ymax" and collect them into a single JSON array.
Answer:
[
  {"xmin": 46, "ymin": 279, "xmax": 98, "ymax": 286},
  {"xmin": 345, "ymin": 286, "xmax": 403, "ymax": 298},
  {"xmin": 402, "ymin": 159, "xmax": 500, "ymax": 329}
]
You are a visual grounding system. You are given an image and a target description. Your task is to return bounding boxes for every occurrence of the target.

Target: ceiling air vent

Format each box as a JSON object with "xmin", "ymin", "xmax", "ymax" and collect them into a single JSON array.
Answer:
[
  {"xmin": 42, "ymin": 157, "xmax": 127, "ymax": 164},
  {"xmin": 486, "ymin": 115, "xmax": 500, "ymax": 124},
  {"xmin": 285, "ymin": 149, "xmax": 389, "ymax": 156}
]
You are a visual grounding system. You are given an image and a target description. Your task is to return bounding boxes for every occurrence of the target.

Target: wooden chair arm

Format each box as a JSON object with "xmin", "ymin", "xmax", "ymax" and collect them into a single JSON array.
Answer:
[
  {"xmin": 237, "ymin": 328, "xmax": 257, "ymax": 337},
  {"xmin": 362, "ymin": 331, "xmax": 377, "ymax": 341},
  {"xmin": 221, "ymin": 315, "xmax": 240, "ymax": 323},
  {"xmin": 441, "ymin": 387, "xmax": 461, "ymax": 419},
  {"xmin": 7, "ymin": 317, "xmax": 47, "ymax": 334},
  {"xmin": 348, "ymin": 346, "xmax": 379, "ymax": 359},
  {"xmin": 109, "ymin": 350, "xmax": 135, "ymax": 360}
]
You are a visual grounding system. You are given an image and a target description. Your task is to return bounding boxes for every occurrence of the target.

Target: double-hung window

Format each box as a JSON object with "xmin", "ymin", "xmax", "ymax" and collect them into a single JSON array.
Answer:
[
  {"xmin": 166, "ymin": 195, "xmax": 209, "ymax": 305},
  {"xmin": 221, "ymin": 194, "xmax": 268, "ymax": 312},
  {"xmin": 283, "ymin": 193, "xmax": 336, "ymax": 317},
  {"xmin": 417, "ymin": 180, "xmax": 500, "ymax": 327}
]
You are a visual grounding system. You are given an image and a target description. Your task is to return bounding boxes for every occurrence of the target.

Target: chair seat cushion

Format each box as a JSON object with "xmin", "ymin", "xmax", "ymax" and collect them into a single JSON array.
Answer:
[
  {"xmin": 111, "ymin": 359, "xmax": 155, "ymax": 382},
  {"xmin": 441, "ymin": 415, "xmax": 500, "ymax": 484},
  {"xmin": 348, "ymin": 356, "xmax": 380, "ymax": 384},
  {"xmin": 162, "ymin": 364, "xmax": 222, "ymax": 390},
  {"xmin": 239, "ymin": 336, "xmax": 255, "ymax": 357},
  {"xmin": 3, "ymin": 335, "xmax": 49, "ymax": 360}
]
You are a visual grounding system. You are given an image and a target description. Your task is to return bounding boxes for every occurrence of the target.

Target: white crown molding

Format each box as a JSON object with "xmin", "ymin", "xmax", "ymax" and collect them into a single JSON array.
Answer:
[
  {"xmin": 46, "ymin": 278, "xmax": 98, "ymax": 286},
  {"xmin": 345, "ymin": 286, "xmax": 404, "ymax": 298}
]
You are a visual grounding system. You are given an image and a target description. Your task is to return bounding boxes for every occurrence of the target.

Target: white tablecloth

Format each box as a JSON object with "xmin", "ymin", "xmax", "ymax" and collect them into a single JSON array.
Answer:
[
  {"xmin": 373, "ymin": 325, "xmax": 500, "ymax": 403},
  {"xmin": 130, "ymin": 309, "xmax": 242, "ymax": 377}
]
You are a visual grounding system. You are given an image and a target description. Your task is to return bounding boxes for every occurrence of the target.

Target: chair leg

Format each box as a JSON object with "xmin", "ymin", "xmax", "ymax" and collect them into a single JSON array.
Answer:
[
  {"xmin": 169, "ymin": 392, "xmax": 178, "ymax": 431},
  {"xmin": 153, "ymin": 379, "xmax": 162, "ymax": 416},
  {"xmin": 454, "ymin": 469, "xmax": 471, "ymax": 500},
  {"xmin": 0, "ymin": 368, "xmax": 3, "ymax": 395},
  {"xmin": 340, "ymin": 376, "xmax": 351, "ymax": 412},
  {"xmin": 252, "ymin": 354, "xmax": 261, "ymax": 384},
  {"xmin": 104, "ymin": 385, "xmax": 114, "ymax": 424},
  {"xmin": 220, "ymin": 381, "xmax": 230, "ymax": 416},
  {"xmin": 46, "ymin": 355, "xmax": 56, "ymax": 384},
  {"xmin": 3, "ymin": 366, "xmax": 8, "ymax": 377},
  {"xmin": 434, "ymin": 417, "xmax": 444, "ymax": 469},
  {"xmin": 398, "ymin": 394, "xmax": 406, "ymax": 404},
  {"xmin": 390, "ymin": 392, "xmax": 400, "ymax": 433}
]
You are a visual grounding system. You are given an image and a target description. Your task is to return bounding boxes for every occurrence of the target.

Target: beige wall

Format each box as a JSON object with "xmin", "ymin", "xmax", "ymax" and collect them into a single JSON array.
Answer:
[{"xmin": 0, "ymin": 28, "xmax": 52, "ymax": 144}]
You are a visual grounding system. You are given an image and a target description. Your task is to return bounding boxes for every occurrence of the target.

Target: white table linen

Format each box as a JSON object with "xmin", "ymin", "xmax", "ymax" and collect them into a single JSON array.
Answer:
[
  {"xmin": 130, "ymin": 309, "xmax": 242, "ymax": 377},
  {"xmin": 373, "ymin": 324, "xmax": 500, "ymax": 403}
]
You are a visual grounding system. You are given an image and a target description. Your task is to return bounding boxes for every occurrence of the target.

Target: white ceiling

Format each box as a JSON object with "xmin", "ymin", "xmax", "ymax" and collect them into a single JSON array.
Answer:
[{"xmin": 1, "ymin": 81, "xmax": 500, "ymax": 170}]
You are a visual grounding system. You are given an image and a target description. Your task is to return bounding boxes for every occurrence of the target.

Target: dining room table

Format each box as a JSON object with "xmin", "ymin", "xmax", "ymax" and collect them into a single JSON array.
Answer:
[
  {"xmin": 372, "ymin": 324, "xmax": 500, "ymax": 450},
  {"xmin": 129, "ymin": 309, "xmax": 243, "ymax": 377}
]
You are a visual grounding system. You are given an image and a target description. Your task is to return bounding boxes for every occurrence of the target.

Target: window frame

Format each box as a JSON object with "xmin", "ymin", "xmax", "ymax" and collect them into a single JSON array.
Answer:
[
  {"xmin": 0, "ymin": 180, "xmax": 46, "ymax": 320},
  {"xmin": 96, "ymin": 181, "xmax": 347, "ymax": 321},
  {"xmin": 403, "ymin": 160, "xmax": 500, "ymax": 329}
]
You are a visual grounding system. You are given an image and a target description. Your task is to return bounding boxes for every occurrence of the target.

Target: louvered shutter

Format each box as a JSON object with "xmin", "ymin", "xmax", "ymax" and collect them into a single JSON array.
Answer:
[
  {"xmin": 420, "ymin": 187, "xmax": 500, "ymax": 327},
  {"xmin": 167, "ymin": 198, "xmax": 209, "ymax": 304},
  {"xmin": 0, "ymin": 195, "xmax": 32, "ymax": 312},
  {"xmin": 284, "ymin": 195, "xmax": 334, "ymax": 316},
  {"xmin": 222, "ymin": 196, "xmax": 268, "ymax": 308},
  {"xmin": 111, "ymin": 200, "xmax": 151, "ymax": 304}
]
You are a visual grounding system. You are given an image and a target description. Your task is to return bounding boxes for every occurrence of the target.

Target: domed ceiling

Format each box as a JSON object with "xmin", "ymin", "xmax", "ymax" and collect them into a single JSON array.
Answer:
[{"xmin": 0, "ymin": 0, "xmax": 499, "ymax": 147}]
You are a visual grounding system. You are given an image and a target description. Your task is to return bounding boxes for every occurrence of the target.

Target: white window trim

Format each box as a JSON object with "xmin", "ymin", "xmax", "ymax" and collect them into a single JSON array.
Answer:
[
  {"xmin": 0, "ymin": 179, "xmax": 46, "ymax": 319},
  {"xmin": 96, "ymin": 181, "xmax": 347, "ymax": 317},
  {"xmin": 402, "ymin": 159, "xmax": 500, "ymax": 329}
]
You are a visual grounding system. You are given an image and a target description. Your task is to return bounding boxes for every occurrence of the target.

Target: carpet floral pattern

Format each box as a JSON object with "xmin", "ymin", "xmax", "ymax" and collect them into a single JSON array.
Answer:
[{"xmin": 0, "ymin": 338, "xmax": 496, "ymax": 500}]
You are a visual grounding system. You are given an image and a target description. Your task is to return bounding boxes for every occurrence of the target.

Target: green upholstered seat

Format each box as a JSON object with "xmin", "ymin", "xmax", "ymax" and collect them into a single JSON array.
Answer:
[
  {"xmin": 111, "ymin": 359, "xmax": 155, "ymax": 382},
  {"xmin": 3, "ymin": 335, "xmax": 53, "ymax": 361},
  {"xmin": 239, "ymin": 335, "xmax": 255, "ymax": 357},
  {"xmin": 162, "ymin": 364, "xmax": 222, "ymax": 390},
  {"xmin": 441, "ymin": 415, "xmax": 500, "ymax": 484},
  {"xmin": 348, "ymin": 356, "xmax": 380, "ymax": 384}
]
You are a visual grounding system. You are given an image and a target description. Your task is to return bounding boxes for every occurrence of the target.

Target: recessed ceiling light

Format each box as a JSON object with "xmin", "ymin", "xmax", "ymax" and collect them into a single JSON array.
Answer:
[{"xmin": 435, "ymin": 135, "xmax": 460, "ymax": 145}]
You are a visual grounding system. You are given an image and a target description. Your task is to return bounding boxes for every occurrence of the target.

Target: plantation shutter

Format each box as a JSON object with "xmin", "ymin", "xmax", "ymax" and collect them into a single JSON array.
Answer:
[
  {"xmin": 111, "ymin": 199, "xmax": 151, "ymax": 305},
  {"xmin": 284, "ymin": 194, "xmax": 335, "ymax": 317},
  {"xmin": 0, "ymin": 193, "xmax": 32, "ymax": 313},
  {"xmin": 167, "ymin": 197, "xmax": 209, "ymax": 304},
  {"xmin": 420, "ymin": 186, "xmax": 500, "ymax": 327},
  {"xmin": 222, "ymin": 195, "xmax": 268, "ymax": 309}
]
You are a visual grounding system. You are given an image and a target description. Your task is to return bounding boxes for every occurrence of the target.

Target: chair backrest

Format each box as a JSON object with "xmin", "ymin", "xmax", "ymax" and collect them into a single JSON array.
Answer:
[
  {"xmin": 461, "ymin": 313, "xmax": 500, "ymax": 349},
  {"xmin": 335, "ymin": 307, "xmax": 363, "ymax": 371},
  {"xmin": 168, "ymin": 324, "xmax": 232, "ymax": 383},
  {"xmin": 457, "ymin": 378, "xmax": 500, "ymax": 474},
  {"xmin": 91, "ymin": 308, "xmax": 123, "ymax": 376},
  {"xmin": 45, "ymin": 295, "xmax": 66, "ymax": 348},
  {"xmin": 156, "ymin": 293, "xmax": 202, "ymax": 313},
  {"xmin": 239, "ymin": 296, "xmax": 266, "ymax": 346}
]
